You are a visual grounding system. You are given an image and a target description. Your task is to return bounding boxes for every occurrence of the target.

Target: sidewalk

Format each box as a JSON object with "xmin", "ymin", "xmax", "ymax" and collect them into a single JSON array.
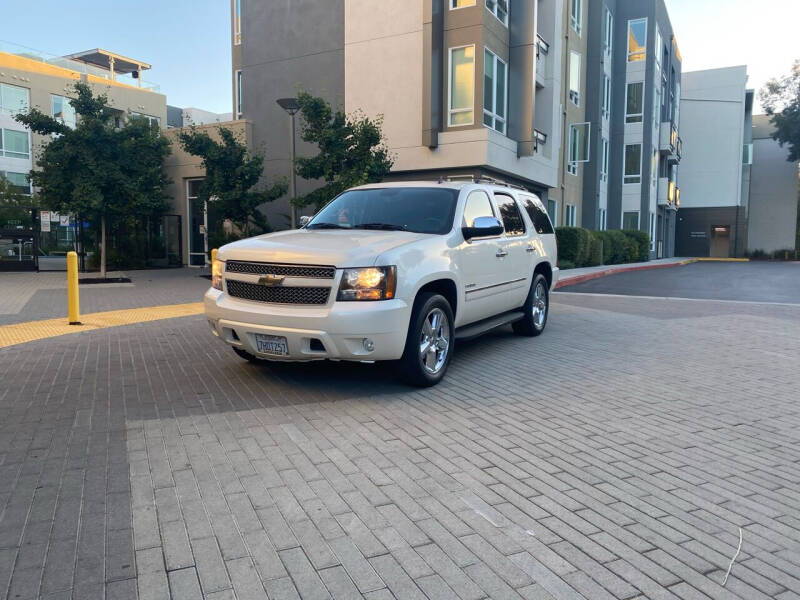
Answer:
[{"xmin": 556, "ymin": 256, "xmax": 694, "ymax": 288}]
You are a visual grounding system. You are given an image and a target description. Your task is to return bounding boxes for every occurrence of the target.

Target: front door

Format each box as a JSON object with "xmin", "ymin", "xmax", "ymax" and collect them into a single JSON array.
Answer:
[
  {"xmin": 187, "ymin": 179, "xmax": 207, "ymax": 266},
  {"xmin": 457, "ymin": 190, "xmax": 510, "ymax": 325},
  {"xmin": 710, "ymin": 225, "xmax": 730, "ymax": 258}
]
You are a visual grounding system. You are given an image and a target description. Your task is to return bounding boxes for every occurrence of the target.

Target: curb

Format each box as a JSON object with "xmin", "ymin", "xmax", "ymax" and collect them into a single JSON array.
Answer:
[{"xmin": 555, "ymin": 257, "xmax": 749, "ymax": 289}]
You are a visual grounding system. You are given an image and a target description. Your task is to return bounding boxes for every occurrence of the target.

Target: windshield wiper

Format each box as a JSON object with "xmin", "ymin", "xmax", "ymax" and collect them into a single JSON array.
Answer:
[
  {"xmin": 355, "ymin": 223, "xmax": 407, "ymax": 231},
  {"xmin": 306, "ymin": 222, "xmax": 349, "ymax": 229}
]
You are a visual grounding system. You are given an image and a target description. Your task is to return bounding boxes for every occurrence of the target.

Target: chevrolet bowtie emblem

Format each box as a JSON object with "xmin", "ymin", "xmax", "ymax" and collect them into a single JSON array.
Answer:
[{"xmin": 258, "ymin": 274, "xmax": 285, "ymax": 286}]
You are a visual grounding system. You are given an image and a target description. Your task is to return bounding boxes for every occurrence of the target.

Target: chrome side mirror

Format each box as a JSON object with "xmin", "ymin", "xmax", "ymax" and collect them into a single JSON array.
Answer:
[
  {"xmin": 462, "ymin": 216, "xmax": 504, "ymax": 241},
  {"xmin": 299, "ymin": 215, "xmax": 312, "ymax": 227}
]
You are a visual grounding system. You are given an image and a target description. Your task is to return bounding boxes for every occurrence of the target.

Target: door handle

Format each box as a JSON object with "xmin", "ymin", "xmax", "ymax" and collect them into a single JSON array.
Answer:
[
  {"xmin": 496, "ymin": 249, "xmax": 508, "ymax": 258},
  {"xmin": 526, "ymin": 246, "xmax": 537, "ymax": 254}
]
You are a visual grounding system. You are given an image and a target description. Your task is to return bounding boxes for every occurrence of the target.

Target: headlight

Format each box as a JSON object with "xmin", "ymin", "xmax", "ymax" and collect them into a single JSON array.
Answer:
[
  {"xmin": 337, "ymin": 266, "xmax": 397, "ymax": 301},
  {"xmin": 211, "ymin": 259, "xmax": 224, "ymax": 291}
]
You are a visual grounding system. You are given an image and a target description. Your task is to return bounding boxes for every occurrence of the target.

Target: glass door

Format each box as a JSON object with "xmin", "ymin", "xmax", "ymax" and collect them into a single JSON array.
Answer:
[{"xmin": 186, "ymin": 179, "xmax": 207, "ymax": 266}]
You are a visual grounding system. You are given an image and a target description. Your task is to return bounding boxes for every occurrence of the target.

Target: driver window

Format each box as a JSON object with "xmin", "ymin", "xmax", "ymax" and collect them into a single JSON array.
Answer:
[{"xmin": 462, "ymin": 191, "xmax": 495, "ymax": 227}]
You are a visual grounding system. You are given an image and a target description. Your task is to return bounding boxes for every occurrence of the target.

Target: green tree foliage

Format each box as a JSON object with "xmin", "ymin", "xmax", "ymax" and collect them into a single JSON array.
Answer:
[
  {"xmin": 294, "ymin": 91, "xmax": 393, "ymax": 210},
  {"xmin": 14, "ymin": 82, "xmax": 171, "ymax": 276},
  {"xmin": 178, "ymin": 126, "xmax": 286, "ymax": 237},
  {"xmin": 0, "ymin": 175, "xmax": 35, "ymax": 229},
  {"xmin": 761, "ymin": 59, "xmax": 800, "ymax": 162}
]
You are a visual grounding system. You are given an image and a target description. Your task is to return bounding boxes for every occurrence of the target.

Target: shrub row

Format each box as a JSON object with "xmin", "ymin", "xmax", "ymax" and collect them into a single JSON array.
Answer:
[{"xmin": 555, "ymin": 227, "xmax": 650, "ymax": 269}]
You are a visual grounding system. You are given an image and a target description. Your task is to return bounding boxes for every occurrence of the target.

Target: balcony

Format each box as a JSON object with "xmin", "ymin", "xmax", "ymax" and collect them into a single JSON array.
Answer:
[
  {"xmin": 659, "ymin": 121, "xmax": 681, "ymax": 163},
  {"xmin": 658, "ymin": 177, "xmax": 675, "ymax": 206},
  {"xmin": 535, "ymin": 34, "xmax": 549, "ymax": 88}
]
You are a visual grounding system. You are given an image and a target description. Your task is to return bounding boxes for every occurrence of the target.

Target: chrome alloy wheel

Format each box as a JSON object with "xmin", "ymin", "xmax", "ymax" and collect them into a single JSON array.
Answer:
[
  {"xmin": 532, "ymin": 281, "xmax": 547, "ymax": 328},
  {"xmin": 419, "ymin": 307, "xmax": 450, "ymax": 374}
]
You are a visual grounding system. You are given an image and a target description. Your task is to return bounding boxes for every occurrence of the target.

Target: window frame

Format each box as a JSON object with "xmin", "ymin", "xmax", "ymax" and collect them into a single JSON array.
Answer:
[
  {"xmin": 627, "ymin": 18, "xmax": 647, "ymax": 62},
  {"xmin": 603, "ymin": 7, "xmax": 613, "ymax": 58},
  {"xmin": 482, "ymin": 48, "xmax": 507, "ymax": 135},
  {"xmin": 622, "ymin": 211, "xmax": 640, "ymax": 230},
  {"xmin": 600, "ymin": 138, "xmax": 609, "ymax": 183},
  {"xmin": 649, "ymin": 212, "xmax": 656, "ymax": 251},
  {"xmin": 236, "ymin": 70, "xmax": 243, "ymax": 118},
  {"xmin": 51, "ymin": 94, "xmax": 77, "ymax": 129},
  {"xmin": 1, "ymin": 170, "xmax": 31, "ymax": 195},
  {"xmin": 234, "ymin": 0, "xmax": 242, "ymax": 45},
  {"xmin": 565, "ymin": 204, "xmax": 577, "ymax": 227},
  {"xmin": 451, "ymin": 0, "xmax": 476, "ymax": 8},
  {"xmin": 570, "ymin": 0, "xmax": 583, "ymax": 36},
  {"xmin": 493, "ymin": 193, "xmax": 526, "ymax": 237},
  {"xmin": 485, "ymin": 0, "xmax": 509, "ymax": 26},
  {"xmin": 599, "ymin": 208, "xmax": 607, "ymax": 230},
  {"xmin": 568, "ymin": 51, "xmax": 581, "ymax": 106},
  {"xmin": 0, "ymin": 83, "xmax": 30, "ymax": 116},
  {"xmin": 602, "ymin": 75, "xmax": 611, "ymax": 120},
  {"xmin": 625, "ymin": 81, "xmax": 644, "ymax": 123},
  {"xmin": 448, "ymin": 45, "xmax": 476, "ymax": 127},
  {"xmin": 547, "ymin": 199, "xmax": 557, "ymax": 226},
  {"xmin": 1, "ymin": 129, "xmax": 30, "ymax": 160},
  {"xmin": 623, "ymin": 143, "xmax": 642, "ymax": 184}
]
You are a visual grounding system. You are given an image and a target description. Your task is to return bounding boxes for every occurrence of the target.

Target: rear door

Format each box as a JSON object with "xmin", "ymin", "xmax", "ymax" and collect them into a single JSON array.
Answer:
[
  {"xmin": 493, "ymin": 193, "xmax": 532, "ymax": 310},
  {"xmin": 519, "ymin": 193, "xmax": 557, "ymax": 269}
]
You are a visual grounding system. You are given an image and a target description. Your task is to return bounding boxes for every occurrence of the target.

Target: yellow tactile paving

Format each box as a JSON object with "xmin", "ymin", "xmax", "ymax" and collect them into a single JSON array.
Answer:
[{"xmin": 0, "ymin": 302, "xmax": 204, "ymax": 349}]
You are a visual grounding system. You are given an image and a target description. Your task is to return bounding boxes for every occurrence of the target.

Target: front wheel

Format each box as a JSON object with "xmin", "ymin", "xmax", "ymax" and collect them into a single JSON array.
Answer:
[
  {"xmin": 512, "ymin": 273, "xmax": 549, "ymax": 337},
  {"xmin": 400, "ymin": 293, "xmax": 454, "ymax": 387}
]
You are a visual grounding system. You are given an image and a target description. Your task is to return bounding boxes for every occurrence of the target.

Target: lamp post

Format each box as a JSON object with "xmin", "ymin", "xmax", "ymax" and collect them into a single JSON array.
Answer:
[{"xmin": 276, "ymin": 97, "xmax": 300, "ymax": 228}]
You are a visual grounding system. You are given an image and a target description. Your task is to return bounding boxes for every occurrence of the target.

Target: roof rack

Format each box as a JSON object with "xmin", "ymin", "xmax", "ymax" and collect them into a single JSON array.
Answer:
[{"xmin": 436, "ymin": 174, "xmax": 527, "ymax": 191}]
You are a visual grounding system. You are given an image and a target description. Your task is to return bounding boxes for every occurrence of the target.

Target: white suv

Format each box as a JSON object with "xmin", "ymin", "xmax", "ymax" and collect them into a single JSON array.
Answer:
[{"xmin": 205, "ymin": 180, "xmax": 558, "ymax": 386}]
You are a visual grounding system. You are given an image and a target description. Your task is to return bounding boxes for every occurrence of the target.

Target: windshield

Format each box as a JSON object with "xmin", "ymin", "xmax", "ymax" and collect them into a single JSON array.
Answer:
[{"xmin": 307, "ymin": 187, "xmax": 459, "ymax": 235}]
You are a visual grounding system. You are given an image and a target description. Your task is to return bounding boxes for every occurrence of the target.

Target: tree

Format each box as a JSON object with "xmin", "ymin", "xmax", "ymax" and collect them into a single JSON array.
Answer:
[
  {"xmin": 14, "ymin": 82, "xmax": 171, "ymax": 277},
  {"xmin": 294, "ymin": 91, "xmax": 393, "ymax": 210},
  {"xmin": 178, "ymin": 126, "xmax": 286, "ymax": 238},
  {"xmin": 761, "ymin": 59, "xmax": 800, "ymax": 162}
]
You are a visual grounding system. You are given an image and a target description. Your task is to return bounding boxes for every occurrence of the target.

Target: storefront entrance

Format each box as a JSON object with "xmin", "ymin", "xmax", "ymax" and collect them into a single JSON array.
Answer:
[{"xmin": 0, "ymin": 205, "xmax": 37, "ymax": 271}]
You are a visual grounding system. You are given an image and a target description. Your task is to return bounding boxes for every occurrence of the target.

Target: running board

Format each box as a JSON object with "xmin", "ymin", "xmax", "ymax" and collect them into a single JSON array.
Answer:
[{"xmin": 455, "ymin": 310, "xmax": 525, "ymax": 341}]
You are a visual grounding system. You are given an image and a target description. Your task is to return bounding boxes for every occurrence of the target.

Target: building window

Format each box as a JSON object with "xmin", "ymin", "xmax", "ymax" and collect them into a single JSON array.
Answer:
[
  {"xmin": 0, "ymin": 171, "xmax": 31, "ymax": 195},
  {"xmin": 570, "ymin": 0, "xmax": 582, "ymax": 35},
  {"xmin": 565, "ymin": 204, "xmax": 577, "ymax": 226},
  {"xmin": 602, "ymin": 75, "xmax": 611, "ymax": 120},
  {"xmin": 1, "ymin": 129, "xmax": 30, "ymax": 159},
  {"xmin": 51, "ymin": 95, "xmax": 77, "ymax": 129},
  {"xmin": 234, "ymin": 0, "xmax": 241, "ymax": 45},
  {"xmin": 547, "ymin": 199, "xmax": 557, "ymax": 226},
  {"xmin": 622, "ymin": 211, "xmax": 639, "ymax": 230},
  {"xmin": 742, "ymin": 143, "xmax": 753, "ymax": 164},
  {"xmin": 625, "ymin": 82, "xmax": 643, "ymax": 123},
  {"xmin": 651, "ymin": 149, "xmax": 658, "ymax": 186},
  {"xmin": 649, "ymin": 212, "xmax": 656, "ymax": 251},
  {"xmin": 569, "ymin": 51, "xmax": 581, "ymax": 106},
  {"xmin": 567, "ymin": 122, "xmax": 590, "ymax": 175},
  {"xmin": 0, "ymin": 83, "xmax": 29, "ymax": 116},
  {"xmin": 623, "ymin": 143, "xmax": 641, "ymax": 184},
  {"xmin": 600, "ymin": 138, "xmax": 609, "ymax": 182},
  {"xmin": 483, "ymin": 49, "xmax": 507, "ymax": 134},
  {"xmin": 236, "ymin": 70, "xmax": 243, "ymax": 118},
  {"xmin": 599, "ymin": 208, "xmax": 607, "ymax": 230},
  {"xmin": 485, "ymin": 0, "xmax": 508, "ymax": 26},
  {"xmin": 452, "ymin": 0, "xmax": 476, "ymax": 7},
  {"xmin": 603, "ymin": 7, "xmax": 613, "ymax": 58},
  {"xmin": 130, "ymin": 112, "xmax": 160, "ymax": 128},
  {"xmin": 627, "ymin": 18, "xmax": 647, "ymax": 62},
  {"xmin": 449, "ymin": 46, "xmax": 475, "ymax": 126},
  {"xmin": 654, "ymin": 28, "xmax": 662, "ymax": 73}
]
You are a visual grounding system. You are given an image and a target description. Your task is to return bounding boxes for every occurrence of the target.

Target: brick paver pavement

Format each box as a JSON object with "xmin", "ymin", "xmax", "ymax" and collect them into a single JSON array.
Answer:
[{"xmin": 1, "ymin": 292, "xmax": 799, "ymax": 599}]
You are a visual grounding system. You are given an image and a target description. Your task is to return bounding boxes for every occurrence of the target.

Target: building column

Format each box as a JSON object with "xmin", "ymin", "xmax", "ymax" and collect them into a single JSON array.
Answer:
[
  {"xmin": 508, "ymin": 0, "xmax": 537, "ymax": 157},
  {"xmin": 422, "ymin": 0, "xmax": 444, "ymax": 148}
]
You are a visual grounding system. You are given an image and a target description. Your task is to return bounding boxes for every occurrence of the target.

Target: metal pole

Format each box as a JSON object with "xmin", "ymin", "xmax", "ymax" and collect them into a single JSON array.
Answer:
[
  {"xmin": 290, "ymin": 112, "xmax": 298, "ymax": 229},
  {"xmin": 67, "ymin": 251, "xmax": 81, "ymax": 325}
]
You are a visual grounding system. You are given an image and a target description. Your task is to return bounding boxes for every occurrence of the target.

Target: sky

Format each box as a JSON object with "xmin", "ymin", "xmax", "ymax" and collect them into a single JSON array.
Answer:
[{"xmin": 2, "ymin": 0, "xmax": 798, "ymax": 116}]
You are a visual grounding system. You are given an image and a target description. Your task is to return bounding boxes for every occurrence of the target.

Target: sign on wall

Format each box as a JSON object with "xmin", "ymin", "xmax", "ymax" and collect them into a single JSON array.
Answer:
[{"xmin": 40, "ymin": 211, "xmax": 51, "ymax": 232}]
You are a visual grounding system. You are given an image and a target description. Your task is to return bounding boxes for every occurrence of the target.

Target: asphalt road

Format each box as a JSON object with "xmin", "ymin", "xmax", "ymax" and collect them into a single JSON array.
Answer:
[{"xmin": 556, "ymin": 261, "xmax": 800, "ymax": 304}]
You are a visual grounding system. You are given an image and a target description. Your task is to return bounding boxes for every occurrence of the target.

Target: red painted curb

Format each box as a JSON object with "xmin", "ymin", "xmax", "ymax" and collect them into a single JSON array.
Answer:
[{"xmin": 555, "ymin": 260, "xmax": 689, "ymax": 289}]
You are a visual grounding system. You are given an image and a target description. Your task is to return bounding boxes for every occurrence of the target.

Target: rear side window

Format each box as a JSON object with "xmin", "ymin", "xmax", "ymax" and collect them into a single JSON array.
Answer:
[
  {"xmin": 494, "ymin": 194, "xmax": 526, "ymax": 236},
  {"xmin": 462, "ymin": 190, "xmax": 495, "ymax": 226},
  {"xmin": 520, "ymin": 194, "xmax": 554, "ymax": 234}
]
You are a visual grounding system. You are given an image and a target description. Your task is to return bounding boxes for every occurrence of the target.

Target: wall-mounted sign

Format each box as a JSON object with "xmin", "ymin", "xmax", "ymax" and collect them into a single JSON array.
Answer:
[
  {"xmin": 59, "ymin": 215, "xmax": 69, "ymax": 227},
  {"xmin": 40, "ymin": 211, "xmax": 51, "ymax": 232},
  {"xmin": 50, "ymin": 212, "xmax": 60, "ymax": 222},
  {"xmin": 689, "ymin": 231, "xmax": 706, "ymax": 238}
]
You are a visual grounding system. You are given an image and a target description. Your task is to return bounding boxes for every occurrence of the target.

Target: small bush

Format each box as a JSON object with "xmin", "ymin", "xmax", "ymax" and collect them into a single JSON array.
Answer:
[
  {"xmin": 558, "ymin": 259, "xmax": 575, "ymax": 270},
  {"xmin": 555, "ymin": 227, "xmax": 593, "ymax": 267},
  {"xmin": 621, "ymin": 229, "xmax": 650, "ymax": 262},
  {"xmin": 587, "ymin": 233, "xmax": 603, "ymax": 266},
  {"xmin": 593, "ymin": 230, "xmax": 628, "ymax": 264}
]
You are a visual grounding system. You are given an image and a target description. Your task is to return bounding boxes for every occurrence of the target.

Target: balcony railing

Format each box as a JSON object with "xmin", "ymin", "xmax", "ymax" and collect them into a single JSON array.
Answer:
[
  {"xmin": 533, "ymin": 128, "xmax": 548, "ymax": 152},
  {"xmin": 0, "ymin": 40, "xmax": 160, "ymax": 92}
]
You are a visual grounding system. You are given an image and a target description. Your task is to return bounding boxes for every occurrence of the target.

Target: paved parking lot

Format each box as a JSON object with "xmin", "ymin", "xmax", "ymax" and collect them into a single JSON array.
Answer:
[{"xmin": 1, "ymin": 286, "xmax": 800, "ymax": 599}]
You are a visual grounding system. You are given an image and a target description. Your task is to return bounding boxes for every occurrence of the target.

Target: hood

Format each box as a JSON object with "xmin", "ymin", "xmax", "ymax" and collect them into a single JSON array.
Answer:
[{"xmin": 217, "ymin": 229, "xmax": 429, "ymax": 267}]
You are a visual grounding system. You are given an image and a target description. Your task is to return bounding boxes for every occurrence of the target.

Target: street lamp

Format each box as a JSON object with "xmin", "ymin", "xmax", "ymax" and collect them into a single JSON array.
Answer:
[{"xmin": 276, "ymin": 97, "xmax": 300, "ymax": 228}]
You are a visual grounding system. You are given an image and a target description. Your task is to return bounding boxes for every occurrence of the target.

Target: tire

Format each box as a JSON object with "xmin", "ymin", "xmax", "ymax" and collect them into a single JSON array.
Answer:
[
  {"xmin": 512, "ymin": 273, "xmax": 549, "ymax": 337},
  {"xmin": 400, "ymin": 293, "xmax": 454, "ymax": 387},
  {"xmin": 233, "ymin": 347, "xmax": 262, "ymax": 363}
]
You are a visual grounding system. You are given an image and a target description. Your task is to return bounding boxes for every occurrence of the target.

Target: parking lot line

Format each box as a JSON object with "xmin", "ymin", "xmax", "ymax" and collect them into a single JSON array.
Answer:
[
  {"xmin": 554, "ymin": 291, "xmax": 800, "ymax": 307},
  {"xmin": 0, "ymin": 302, "xmax": 204, "ymax": 349}
]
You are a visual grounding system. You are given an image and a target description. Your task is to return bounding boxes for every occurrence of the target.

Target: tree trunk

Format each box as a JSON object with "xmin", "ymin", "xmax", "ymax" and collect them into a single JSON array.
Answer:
[{"xmin": 100, "ymin": 214, "xmax": 107, "ymax": 279}]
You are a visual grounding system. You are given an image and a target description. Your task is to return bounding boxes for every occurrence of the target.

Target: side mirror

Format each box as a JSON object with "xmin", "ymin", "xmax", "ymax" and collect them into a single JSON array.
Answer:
[
  {"xmin": 462, "ymin": 216, "xmax": 504, "ymax": 241},
  {"xmin": 299, "ymin": 215, "xmax": 312, "ymax": 227}
]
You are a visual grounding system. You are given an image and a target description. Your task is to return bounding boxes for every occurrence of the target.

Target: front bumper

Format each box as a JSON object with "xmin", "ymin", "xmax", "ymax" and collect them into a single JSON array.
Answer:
[{"xmin": 204, "ymin": 288, "xmax": 411, "ymax": 361}]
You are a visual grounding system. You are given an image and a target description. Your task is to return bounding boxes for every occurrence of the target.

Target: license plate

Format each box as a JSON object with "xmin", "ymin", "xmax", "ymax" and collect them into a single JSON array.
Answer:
[{"xmin": 254, "ymin": 334, "xmax": 288, "ymax": 356}]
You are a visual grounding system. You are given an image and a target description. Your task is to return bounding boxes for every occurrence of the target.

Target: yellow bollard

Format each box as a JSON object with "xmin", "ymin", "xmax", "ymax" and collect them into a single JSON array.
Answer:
[
  {"xmin": 211, "ymin": 248, "xmax": 218, "ymax": 265},
  {"xmin": 67, "ymin": 251, "xmax": 81, "ymax": 325}
]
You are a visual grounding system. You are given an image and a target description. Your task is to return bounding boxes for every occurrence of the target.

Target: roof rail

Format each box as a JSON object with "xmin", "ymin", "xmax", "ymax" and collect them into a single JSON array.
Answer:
[{"xmin": 436, "ymin": 175, "xmax": 527, "ymax": 191}]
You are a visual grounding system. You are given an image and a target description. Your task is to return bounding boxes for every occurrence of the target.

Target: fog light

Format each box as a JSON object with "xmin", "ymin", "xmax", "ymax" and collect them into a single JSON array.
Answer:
[{"xmin": 362, "ymin": 338, "xmax": 374, "ymax": 352}]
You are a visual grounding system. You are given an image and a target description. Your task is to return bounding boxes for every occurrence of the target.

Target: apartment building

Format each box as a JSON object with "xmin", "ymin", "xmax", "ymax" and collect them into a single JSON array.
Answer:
[
  {"xmin": 232, "ymin": 0, "xmax": 565, "ymax": 228},
  {"xmin": 676, "ymin": 67, "xmax": 753, "ymax": 257},
  {"xmin": 580, "ymin": 0, "xmax": 682, "ymax": 257}
]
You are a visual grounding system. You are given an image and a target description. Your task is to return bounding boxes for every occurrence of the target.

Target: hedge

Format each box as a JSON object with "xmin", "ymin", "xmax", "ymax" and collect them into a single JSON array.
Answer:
[{"xmin": 556, "ymin": 227, "xmax": 651, "ymax": 269}]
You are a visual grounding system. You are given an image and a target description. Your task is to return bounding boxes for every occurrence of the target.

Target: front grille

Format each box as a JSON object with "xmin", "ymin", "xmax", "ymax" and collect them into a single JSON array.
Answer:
[
  {"xmin": 226, "ymin": 280, "xmax": 331, "ymax": 305},
  {"xmin": 226, "ymin": 260, "xmax": 335, "ymax": 279}
]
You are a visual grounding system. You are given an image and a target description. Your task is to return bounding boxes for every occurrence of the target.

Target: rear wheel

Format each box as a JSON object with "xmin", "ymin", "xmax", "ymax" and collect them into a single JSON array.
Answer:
[
  {"xmin": 233, "ymin": 347, "xmax": 262, "ymax": 362},
  {"xmin": 512, "ymin": 273, "xmax": 549, "ymax": 337},
  {"xmin": 400, "ymin": 293, "xmax": 454, "ymax": 387}
]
